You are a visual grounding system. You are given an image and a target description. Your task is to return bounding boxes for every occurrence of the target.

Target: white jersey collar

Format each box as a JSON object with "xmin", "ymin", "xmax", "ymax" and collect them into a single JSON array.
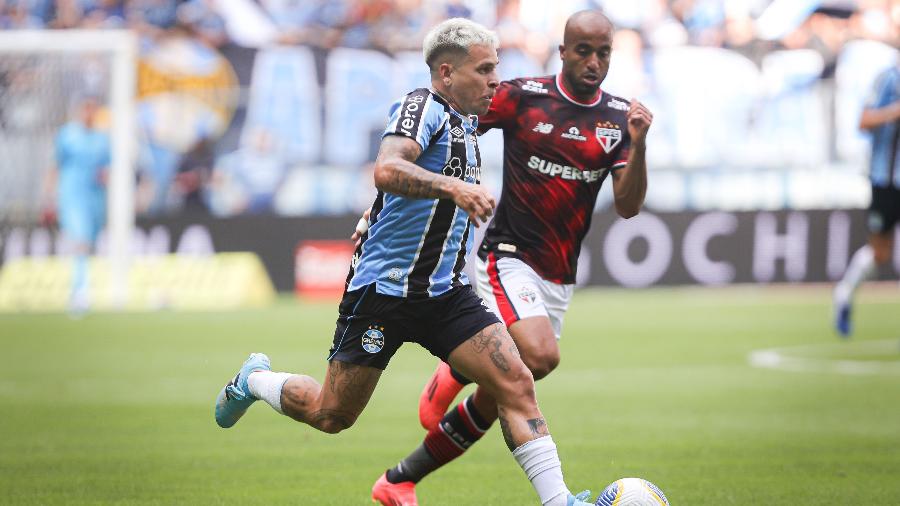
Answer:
[{"xmin": 555, "ymin": 73, "xmax": 603, "ymax": 107}]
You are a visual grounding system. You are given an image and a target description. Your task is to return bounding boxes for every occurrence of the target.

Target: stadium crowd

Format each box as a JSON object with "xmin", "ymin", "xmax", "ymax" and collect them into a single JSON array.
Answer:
[
  {"xmin": 0, "ymin": 0, "xmax": 897, "ymax": 217},
  {"xmin": 2, "ymin": 1, "xmax": 895, "ymax": 67}
]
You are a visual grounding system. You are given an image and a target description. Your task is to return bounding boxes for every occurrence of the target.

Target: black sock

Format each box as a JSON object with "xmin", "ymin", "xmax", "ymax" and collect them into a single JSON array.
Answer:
[
  {"xmin": 450, "ymin": 367, "xmax": 472, "ymax": 386},
  {"xmin": 385, "ymin": 395, "xmax": 492, "ymax": 484}
]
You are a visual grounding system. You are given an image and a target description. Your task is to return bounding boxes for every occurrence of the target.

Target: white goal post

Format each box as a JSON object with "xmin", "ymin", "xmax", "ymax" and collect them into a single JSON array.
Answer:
[{"xmin": 0, "ymin": 30, "xmax": 137, "ymax": 307}]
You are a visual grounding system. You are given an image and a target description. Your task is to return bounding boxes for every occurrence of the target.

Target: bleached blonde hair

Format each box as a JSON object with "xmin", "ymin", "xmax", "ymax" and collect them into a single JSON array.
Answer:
[{"xmin": 422, "ymin": 18, "xmax": 499, "ymax": 71}]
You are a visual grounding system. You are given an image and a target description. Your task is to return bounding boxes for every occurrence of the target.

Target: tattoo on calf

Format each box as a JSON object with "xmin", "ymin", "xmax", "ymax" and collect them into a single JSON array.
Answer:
[
  {"xmin": 287, "ymin": 378, "xmax": 313, "ymax": 409},
  {"xmin": 527, "ymin": 418, "xmax": 549, "ymax": 438},
  {"xmin": 498, "ymin": 413, "xmax": 516, "ymax": 451}
]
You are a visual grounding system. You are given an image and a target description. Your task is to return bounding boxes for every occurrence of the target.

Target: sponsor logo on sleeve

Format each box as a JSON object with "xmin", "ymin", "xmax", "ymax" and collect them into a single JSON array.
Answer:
[
  {"xmin": 522, "ymin": 80, "xmax": 548, "ymax": 94},
  {"xmin": 397, "ymin": 93, "xmax": 426, "ymax": 137},
  {"xmin": 607, "ymin": 98, "xmax": 629, "ymax": 111}
]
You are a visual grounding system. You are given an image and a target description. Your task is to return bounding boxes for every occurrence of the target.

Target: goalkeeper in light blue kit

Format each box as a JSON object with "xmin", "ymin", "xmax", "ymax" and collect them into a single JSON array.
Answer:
[{"xmin": 44, "ymin": 95, "xmax": 110, "ymax": 312}]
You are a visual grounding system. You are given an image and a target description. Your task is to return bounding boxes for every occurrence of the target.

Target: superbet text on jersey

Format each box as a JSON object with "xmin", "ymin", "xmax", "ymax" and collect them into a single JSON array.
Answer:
[{"xmin": 477, "ymin": 75, "xmax": 631, "ymax": 284}]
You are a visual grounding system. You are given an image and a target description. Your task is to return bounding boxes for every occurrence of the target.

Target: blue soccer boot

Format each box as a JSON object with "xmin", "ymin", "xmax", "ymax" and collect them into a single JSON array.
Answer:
[
  {"xmin": 214, "ymin": 353, "xmax": 271, "ymax": 428},
  {"xmin": 566, "ymin": 490, "xmax": 594, "ymax": 505},
  {"xmin": 835, "ymin": 302, "xmax": 852, "ymax": 338}
]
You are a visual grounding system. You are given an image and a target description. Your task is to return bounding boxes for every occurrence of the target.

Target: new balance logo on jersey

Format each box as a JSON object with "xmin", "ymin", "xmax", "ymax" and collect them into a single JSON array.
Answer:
[
  {"xmin": 522, "ymin": 80, "xmax": 548, "ymax": 94},
  {"xmin": 533, "ymin": 122, "xmax": 554, "ymax": 134},
  {"xmin": 561, "ymin": 126, "xmax": 587, "ymax": 142},
  {"xmin": 607, "ymin": 98, "xmax": 629, "ymax": 111},
  {"xmin": 527, "ymin": 155, "xmax": 606, "ymax": 182}
]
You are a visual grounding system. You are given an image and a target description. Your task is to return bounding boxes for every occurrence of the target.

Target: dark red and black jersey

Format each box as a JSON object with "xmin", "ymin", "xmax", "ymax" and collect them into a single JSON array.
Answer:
[{"xmin": 477, "ymin": 75, "xmax": 631, "ymax": 284}]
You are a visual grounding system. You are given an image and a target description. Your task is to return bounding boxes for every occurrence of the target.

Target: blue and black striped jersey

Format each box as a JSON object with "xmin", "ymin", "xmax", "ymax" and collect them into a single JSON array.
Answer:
[
  {"xmin": 347, "ymin": 88, "xmax": 483, "ymax": 298},
  {"xmin": 865, "ymin": 65, "xmax": 900, "ymax": 189}
]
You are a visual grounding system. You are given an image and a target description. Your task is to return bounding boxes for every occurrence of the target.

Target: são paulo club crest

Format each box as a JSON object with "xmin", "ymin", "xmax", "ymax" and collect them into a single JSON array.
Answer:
[
  {"xmin": 517, "ymin": 285, "xmax": 537, "ymax": 304},
  {"xmin": 596, "ymin": 121, "xmax": 622, "ymax": 153},
  {"xmin": 362, "ymin": 325, "xmax": 385, "ymax": 354}
]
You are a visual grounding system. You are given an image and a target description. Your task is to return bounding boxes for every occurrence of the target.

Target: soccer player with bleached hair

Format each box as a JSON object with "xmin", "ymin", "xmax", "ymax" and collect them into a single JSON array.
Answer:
[
  {"xmin": 371, "ymin": 10, "xmax": 654, "ymax": 506},
  {"xmin": 215, "ymin": 17, "xmax": 595, "ymax": 506}
]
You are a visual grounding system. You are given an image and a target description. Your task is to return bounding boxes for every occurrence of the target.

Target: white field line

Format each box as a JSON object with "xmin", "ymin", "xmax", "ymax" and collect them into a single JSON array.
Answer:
[{"xmin": 748, "ymin": 339, "xmax": 900, "ymax": 375}]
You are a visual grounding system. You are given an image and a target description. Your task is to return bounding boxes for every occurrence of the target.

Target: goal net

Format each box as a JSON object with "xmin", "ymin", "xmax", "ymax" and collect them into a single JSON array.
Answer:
[{"xmin": 0, "ymin": 30, "xmax": 137, "ymax": 306}]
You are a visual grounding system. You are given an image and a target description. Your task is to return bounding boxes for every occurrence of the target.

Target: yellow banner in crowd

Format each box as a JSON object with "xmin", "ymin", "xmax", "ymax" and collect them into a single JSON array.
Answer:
[{"xmin": 0, "ymin": 253, "xmax": 275, "ymax": 312}]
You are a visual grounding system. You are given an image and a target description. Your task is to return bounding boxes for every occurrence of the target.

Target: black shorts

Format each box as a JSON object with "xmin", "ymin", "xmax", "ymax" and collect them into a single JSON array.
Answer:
[
  {"xmin": 868, "ymin": 185, "xmax": 900, "ymax": 235},
  {"xmin": 328, "ymin": 284, "xmax": 501, "ymax": 370}
]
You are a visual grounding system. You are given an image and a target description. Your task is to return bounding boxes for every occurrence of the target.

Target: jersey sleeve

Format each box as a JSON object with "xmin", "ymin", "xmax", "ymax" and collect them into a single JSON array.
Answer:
[
  {"xmin": 611, "ymin": 124, "xmax": 631, "ymax": 171},
  {"xmin": 382, "ymin": 89, "xmax": 445, "ymax": 152},
  {"xmin": 865, "ymin": 69, "xmax": 896, "ymax": 110},
  {"xmin": 477, "ymin": 80, "xmax": 520, "ymax": 134}
]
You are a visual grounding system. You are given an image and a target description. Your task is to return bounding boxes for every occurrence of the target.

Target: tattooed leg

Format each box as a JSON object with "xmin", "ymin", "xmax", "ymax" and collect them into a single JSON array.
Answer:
[
  {"xmin": 448, "ymin": 323, "xmax": 550, "ymax": 449},
  {"xmin": 498, "ymin": 407, "xmax": 516, "ymax": 451},
  {"xmin": 279, "ymin": 360, "xmax": 382, "ymax": 434}
]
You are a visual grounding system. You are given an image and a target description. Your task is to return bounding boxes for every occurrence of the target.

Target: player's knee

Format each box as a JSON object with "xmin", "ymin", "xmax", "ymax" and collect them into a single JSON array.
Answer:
[
  {"xmin": 312, "ymin": 413, "xmax": 357, "ymax": 434},
  {"xmin": 497, "ymin": 361, "xmax": 536, "ymax": 406},
  {"xmin": 873, "ymin": 245, "xmax": 891, "ymax": 265},
  {"xmin": 524, "ymin": 349, "xmax": 560, "ymax": 380}
]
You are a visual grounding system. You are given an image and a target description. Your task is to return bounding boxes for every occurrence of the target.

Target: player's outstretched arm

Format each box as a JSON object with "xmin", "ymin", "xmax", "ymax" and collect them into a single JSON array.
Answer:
[
  {"xmin": 611, "ymin": 99, "xmax": 653, "ymax": 218},
  {"xmin": 373, "ymin": 135, "xmax": 495, "ymax": 226}
]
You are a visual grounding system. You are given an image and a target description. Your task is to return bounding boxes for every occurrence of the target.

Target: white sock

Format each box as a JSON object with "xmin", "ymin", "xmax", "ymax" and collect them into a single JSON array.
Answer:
[
  {"xmin": 835, "ymin": 245, "xmax": 875, "ymax": 305},
  {"xmin": 247, "ymin": 371, "xmax": 293, "ymax": 415},
  {"xmin": 512, "ymin": 435, "xmax": 571, "ymax": 506}
]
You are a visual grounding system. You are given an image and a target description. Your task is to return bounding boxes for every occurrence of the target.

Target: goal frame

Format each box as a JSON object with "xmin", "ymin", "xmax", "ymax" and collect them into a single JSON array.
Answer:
[{"xmin": 0, "ymin": 29, "xmax": 138, "ymax": 307}]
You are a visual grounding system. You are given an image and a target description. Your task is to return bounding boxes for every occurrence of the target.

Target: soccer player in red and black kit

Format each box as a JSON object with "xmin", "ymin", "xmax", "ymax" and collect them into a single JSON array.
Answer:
[{"xmin": 371, "ymin": 10, "xmax": 653, "ymax": 505}]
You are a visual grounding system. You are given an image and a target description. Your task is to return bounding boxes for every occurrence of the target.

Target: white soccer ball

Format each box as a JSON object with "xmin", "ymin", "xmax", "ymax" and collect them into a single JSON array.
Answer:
[{"xmin": 594, "ymin": 477, "xmax": 669, "ymax": 506}]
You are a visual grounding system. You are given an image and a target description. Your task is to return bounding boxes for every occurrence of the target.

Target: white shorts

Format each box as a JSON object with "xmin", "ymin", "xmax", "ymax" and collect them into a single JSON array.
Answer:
[{"xmin": 474, "ymin": 253, "xmax": 574, "ymax": 339}]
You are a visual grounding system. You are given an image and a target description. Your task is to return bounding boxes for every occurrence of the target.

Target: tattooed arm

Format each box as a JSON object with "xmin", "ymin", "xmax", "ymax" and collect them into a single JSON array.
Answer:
[{"xmin": 373, "ymin": 134, "xmax": 496, "ymax": 226}]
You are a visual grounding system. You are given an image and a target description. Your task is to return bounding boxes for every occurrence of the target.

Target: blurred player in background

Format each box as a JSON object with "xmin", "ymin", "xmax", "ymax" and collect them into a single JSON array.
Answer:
[
  {"xmin": 834, "ymin": 57, "xmax": 900, "ymax": 337},
  {"xmin": 215, "ymin": 18, "xmax": 596, "ymax": 506},
  {"xmin": 43, "ymin": 94, "xmax": 110, "ymax": 313},
  {"xmin": 371, "ymin": 10, "xmax": 653, "ymax": 506}
]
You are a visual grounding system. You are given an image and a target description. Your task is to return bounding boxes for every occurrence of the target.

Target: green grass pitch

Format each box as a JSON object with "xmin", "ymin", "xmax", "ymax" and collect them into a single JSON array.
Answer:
[{"xmin": 1, "ymin": 285, "xmax": 898, "ymax": 505}]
